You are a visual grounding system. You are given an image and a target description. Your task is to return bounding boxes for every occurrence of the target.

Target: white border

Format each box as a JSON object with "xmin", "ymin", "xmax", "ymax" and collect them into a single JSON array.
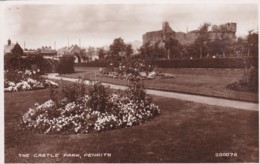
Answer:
[{"xmin": 0, "ymin": 1, "xmax": 259, "ymax": 164}]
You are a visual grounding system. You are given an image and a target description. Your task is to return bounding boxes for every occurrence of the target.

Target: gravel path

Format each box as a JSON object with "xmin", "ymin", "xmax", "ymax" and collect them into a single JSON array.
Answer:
[{"xmin": 46, "ymin": 73, "xmax": 258, "ymax": 111}]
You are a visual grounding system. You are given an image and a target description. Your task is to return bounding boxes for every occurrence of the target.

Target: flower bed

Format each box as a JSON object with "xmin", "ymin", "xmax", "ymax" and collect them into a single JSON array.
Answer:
[
  {"xmin": 21, "ymin": 81, "xmax": 160, "ymax": 134},
  {"xmin": 100, "ymin": 71, "xmax": 175, "ymax": 80},
  {"xmin": 4, "ymin": 70, "xmax": 58, "ymax": 92},
  {"xmin": 99, "ymin": 61, "xmax": 175, "ymax": 80}
]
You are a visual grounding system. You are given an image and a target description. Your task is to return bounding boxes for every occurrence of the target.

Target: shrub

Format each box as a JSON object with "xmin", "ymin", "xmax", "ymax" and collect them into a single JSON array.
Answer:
[
  {"xmin": 4, "ymin": 69, "xmax": 58, "ymax": 92},
  {"xmin": 227, "ymin": 66, "xmax": 258, "ymax": 92},
  {"xmin": 75, "ymin": 57, "xmax": 258, "ymax": 68},
  {"xmin": 4, "ymin": 54, "xmax": 23, "ymax": 70},
  {"xmin": 61, "ymin": 79, "xmax": 86, "ymax": 102},
  {"xmin": 126, "ymin": 79, "xmax": 147, "ymax": 103},
  {"xmin": 56, "ymin": 55, "xmax": 75, "ymax": 74},
  {"xmin": 88, "ymin": 81, "xmax": 111, "ymax": 113},
  {"xmin": 4, "ymin": 54, "xmax": 54, "ymax": 73}
]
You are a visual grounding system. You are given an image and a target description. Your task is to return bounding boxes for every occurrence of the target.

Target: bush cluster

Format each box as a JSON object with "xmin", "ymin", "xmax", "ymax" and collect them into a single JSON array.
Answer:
[
  {"xmin": 4, "ymin": 69, "xmax": 58, "ymax": 92},
  {"xmin": 88, "ymin": 82, "xmax": 111, "ymax": 113},
  {"xmin": 60, "ymin": 79, "xmax": 86, "ymax": 102},
  {"xmin": 227, "ymin": 66, "xmax": 258, "ymax": 92},
  {"xmin": 56, "ymin": 55, "xmax": 75, "ymax": 74},
  {"xmin": 4, "ymin": 54, "xmax": 54, "ymax": 73},
  {"xmin": 153, "ymin": 57, "xmax": 258, "ymax": 68}
]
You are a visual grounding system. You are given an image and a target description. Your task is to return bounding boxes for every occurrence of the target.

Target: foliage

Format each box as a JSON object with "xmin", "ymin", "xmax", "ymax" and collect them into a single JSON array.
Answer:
[
  {"xmin": 86, "ymin": 46, "xmax": 95, "ymax": 62},
  {"xmin": 61, "ymin": 79, "xmax": 86, "ymax": 102},
  {"xmin": 227, "ymin": 65, "xmax": 258, "ymax": 92},
  {"xmin": 192, "ymin": 23, "xmax": 211, "ymax": 58},
  {"xmin": 108, "ymin": 37, "xmax": 133, "ymax": 61},
  {"xmin": 75, "ymin": 56, "xmax": 257, "ymax": 69},
  {"xmin": 164, "ymin": 34, "xmax": 182, "ymax": 60},
  {"xmin": 4, "ymin": 54, "xmax": 54, "ymax": 73},
  {"xmin": 97, "ymin": 47, "xmax": 106, "ymax": 61},
  {"xmin": 152, "ymin": 57, "xmax": 258, "ymax": 68},
  {"xmin": 125, "ymin": 44, "xmax": 133, "ymax": 60},
  {"xmin": 139, "ymin": 41, "xmax": 167, "ymax": 60},
  {"xmin": 56, "ymin": 55, "xmax": 75, "ymax": 74},
  {"xmin": 188, "ymin": 26, "xmax": 258, "ymax": 58},
  {"xmin": 126, "ymin": 79, "xmax": 148, "ymax": 103},
  {"xmin": 88, "ymin": 81, "xmax": 111, "ymax": 113},
  {"xmin": 80, "ymin": 48, "xmax": 89, "ymax": 62},
  {"xmin": 247, "ymin": 30, "xmax": 258, "ymax": 56},
  {"xmin": 4, "ymin": 54, "xmax": 23, "ymax": 70},
  {"xmin": 208, "ymin": 37, "xmax": 234, "ymax": 57}
]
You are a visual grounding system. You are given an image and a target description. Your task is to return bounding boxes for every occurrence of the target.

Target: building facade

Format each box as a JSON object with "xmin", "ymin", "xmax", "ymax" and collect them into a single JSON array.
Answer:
[
  {"xmin": 142, "ymin": 22, "xmax": 237, "ymax": 45},
  {"xmin": 57, "ymin": 44, "xmax": 82, "ymax": 63},
  {"xmin": 4, "ymin": 39, "xmax": 23, "ymax": 56}
]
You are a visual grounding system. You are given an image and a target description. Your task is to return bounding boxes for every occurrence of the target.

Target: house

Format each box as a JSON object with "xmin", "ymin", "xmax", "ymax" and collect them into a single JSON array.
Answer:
[
  {"xmin": 4, "ymin": 39, "xmax": 23, "ymax": 56},
  {"xmin": 23, "ymin": 49, "xmax": 39, "ymax": 56},
  {"xmin": 38, "ymin": 46, "xmax": 57, "ymax": 57},
  {"xmin": 88, "ymin": 51, "xmax": 99, "ymax": 61},
  {"xmin": 57, "ymin": 44, "xmax": 82, "ymax": 63}
]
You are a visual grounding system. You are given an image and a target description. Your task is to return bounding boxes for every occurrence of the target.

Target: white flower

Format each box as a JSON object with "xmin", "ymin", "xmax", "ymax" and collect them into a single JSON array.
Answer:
[
  {"xmin": 8, "ymin": 82, "xmax": 15, "ymax": 86},
  {"xmin": 24, "ymin": 70, "xmax": 32, "ymax": 76},
  {"xmin": 44, "ymin": 80, "xmax": 58, "ymax": 87},
  {"xmin": 27, "ymin": 78, "xmax": 37, "ymax": 84}
]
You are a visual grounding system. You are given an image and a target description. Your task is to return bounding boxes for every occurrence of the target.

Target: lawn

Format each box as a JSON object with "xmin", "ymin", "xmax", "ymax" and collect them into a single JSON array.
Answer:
[
  {"xmin": 58, "ymin": 67, "xmax": 258, "ymax": 102},
  {"xmin": 5, "ymin": 86, "xmax": 258, "ymax": 163}
]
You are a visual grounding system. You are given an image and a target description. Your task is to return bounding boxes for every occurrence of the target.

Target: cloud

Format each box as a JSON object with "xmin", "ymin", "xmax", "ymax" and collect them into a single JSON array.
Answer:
[{"xmin": 3, "ymin": 3, "xmax": 258, "ymax": 48}]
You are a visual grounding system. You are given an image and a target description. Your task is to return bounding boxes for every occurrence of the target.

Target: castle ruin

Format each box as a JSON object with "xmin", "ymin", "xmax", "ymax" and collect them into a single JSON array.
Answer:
[{"xmin": 142, "ymin": 21, "xmax": 237, "ymax": 45}]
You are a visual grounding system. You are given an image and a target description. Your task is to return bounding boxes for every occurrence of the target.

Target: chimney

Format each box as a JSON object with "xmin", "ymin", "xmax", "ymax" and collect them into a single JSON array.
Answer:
[{"xmin": 8, "ymin": 39, "xmax": 11, "ymax": 46}]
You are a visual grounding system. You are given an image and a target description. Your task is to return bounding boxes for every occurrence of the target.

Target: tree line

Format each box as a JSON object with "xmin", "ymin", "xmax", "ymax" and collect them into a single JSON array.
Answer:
[{"xmin": 93, "ymin": 23, "xmax": 258, "ymax": 62}]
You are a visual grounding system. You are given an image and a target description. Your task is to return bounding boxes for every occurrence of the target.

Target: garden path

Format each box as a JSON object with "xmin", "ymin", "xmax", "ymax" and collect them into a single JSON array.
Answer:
[{"xmin": 46, "ymin": 73, "xmax": 258, "ymax": 111}]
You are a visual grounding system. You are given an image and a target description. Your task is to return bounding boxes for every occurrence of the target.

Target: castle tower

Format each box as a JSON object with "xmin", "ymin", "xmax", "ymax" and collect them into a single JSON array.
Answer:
[
  {"xmin": 228, "ymin": 22, "xmax": 237, "ymax": 33},
  {"xmin": 162, "ymin": 21, "xmax": 173, "ymax": 40},
  {"xmin": 162, "ymin": 22, "xmax": 168, "ymax": 40}
]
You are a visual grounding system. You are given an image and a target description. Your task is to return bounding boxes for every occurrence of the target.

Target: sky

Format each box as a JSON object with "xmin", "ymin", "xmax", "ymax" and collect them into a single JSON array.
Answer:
[{"xmin": 3, "ymin": 3, "xmax": 258, "ymax": 49}]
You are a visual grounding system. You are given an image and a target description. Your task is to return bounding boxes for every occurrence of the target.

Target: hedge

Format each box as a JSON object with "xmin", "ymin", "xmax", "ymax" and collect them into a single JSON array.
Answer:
[
  {"xmin": 4, "ymin": 54, "xmax": 56, "ymax": 73},
  {"xmin": 75, "ymin": 57, "xmax": 258, "ymax": 69},
  {"xmin": 56, "ymin": 55, "xmax": 75, "ymax": 74}
]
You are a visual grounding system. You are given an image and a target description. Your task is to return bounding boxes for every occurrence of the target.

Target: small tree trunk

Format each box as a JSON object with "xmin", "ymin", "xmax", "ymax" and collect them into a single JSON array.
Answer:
[
  {"xmin": 200, "ymin": 47, "xmax": 202, "ymax": 58},
  {"xmin": 167, "ymin": 49, "xmax": 171, "ymax": 60}
]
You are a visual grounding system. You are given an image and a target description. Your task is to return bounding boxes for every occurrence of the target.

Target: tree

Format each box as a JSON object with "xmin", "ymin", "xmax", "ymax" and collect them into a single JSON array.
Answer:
[
  {"xmin": 125, "ymin": 44, "xmax": 133, "ymax": 60},
  {"xmin": 79, "ymin": 48, "xmax": 88, "ymax": 62},
  {"xmin": 97, "ymin": 47, "xmax": 106, "ymax": 61},
  {"xmin": 56, "ymin": 55, "xmax": 75, "ymax": 74},
  {"xmin": 234, "ymin": 37, "xmax": 248, "ymax": 57},
  {"xmin": 109, "ymin": 37, "xmax": 128, "ymax": 61},
  {"xmin": 87, "ymin": 47, "xmax": 95, "ymax": 61},
  {"xmin": 139, "ymin": 41, "xmax": 167, "ymax": 61},
  {"xmin": 247, "ymin": 30, "xmax": 258, "ymax": 56},
  {"xmin": 192, "ymin": 23, "xmax": 211, "ymax": 58},
  {"xmin": 208, "ymin": 38, "xmax": 223, "ymax": 57},
  {"xmin": 164, "ymin": 35, "xmax": 181, "ymax": 60},
  {"xmin": 4, "ymin": 53, "xmax": 23, "ymax": 70}
]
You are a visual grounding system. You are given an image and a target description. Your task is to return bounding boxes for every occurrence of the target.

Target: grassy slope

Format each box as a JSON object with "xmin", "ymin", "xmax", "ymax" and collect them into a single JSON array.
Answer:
[
  {"xmin": 58, "ymin": 67, "xmax": 258, "ymax": 102},
  {"xmin": 5, "ymin": 88, "xmax": 258, "ymax": 163}
]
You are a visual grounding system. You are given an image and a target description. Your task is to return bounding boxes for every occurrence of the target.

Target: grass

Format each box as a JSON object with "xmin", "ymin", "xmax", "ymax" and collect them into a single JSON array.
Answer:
[
  {"xmin": 5, "ymin": 85, "xmax": 259, "ymax": 163},
  {"xmin": 58, "ymin": 67, "xmax": 258, "ymax": 102}
]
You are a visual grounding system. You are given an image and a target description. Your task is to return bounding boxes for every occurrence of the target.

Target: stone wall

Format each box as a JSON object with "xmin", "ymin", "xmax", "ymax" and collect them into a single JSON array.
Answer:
[
  {"xmin": 175, "ymin": 32, "xmax": 198, "ymax": 45},
  {"xmin": 142, "ymin": 30, "xmax": 163, "ymax": 44},
  {"xmin": 142, "ymin": 22, "xmax": 237, "ymax": 45}
]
